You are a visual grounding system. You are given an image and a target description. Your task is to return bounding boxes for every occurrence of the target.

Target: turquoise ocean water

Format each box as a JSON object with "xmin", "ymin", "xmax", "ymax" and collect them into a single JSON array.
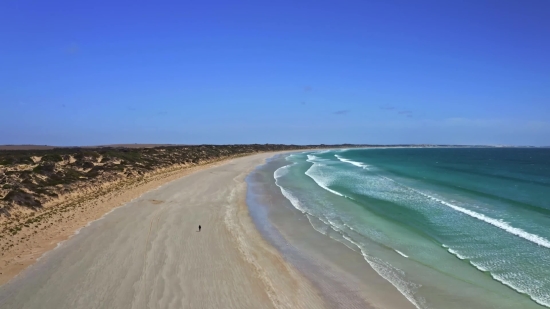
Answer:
[{"xmin": 267, "ymin": 148, "xmax": 550, "ymax": 308}]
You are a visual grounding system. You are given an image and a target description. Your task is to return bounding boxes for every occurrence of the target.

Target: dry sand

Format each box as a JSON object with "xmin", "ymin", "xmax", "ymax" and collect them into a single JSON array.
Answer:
[
  {"xmin": 0, "ymin": 157, "xmax": 242, "ymax": 286},
  {"xmin": 0, "ymin": 153, "xmax": 327, "ymax": 309}
]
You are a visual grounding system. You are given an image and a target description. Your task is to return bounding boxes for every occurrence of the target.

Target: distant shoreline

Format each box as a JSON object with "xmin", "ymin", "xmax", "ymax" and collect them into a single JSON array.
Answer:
[{"xmin": 1, "ymin": 143, "xmax": 545, "ymax": 151}]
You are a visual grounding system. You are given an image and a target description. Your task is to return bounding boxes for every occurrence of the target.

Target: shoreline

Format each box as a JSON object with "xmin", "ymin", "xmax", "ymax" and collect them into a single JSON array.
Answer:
[
  {"xmin": 246, "ymin": 152, "xmax": 417, "ymax": 309},
  {"xmin": 0, "ymin": 152, "xmax": 327, "ymax": 309},
  {"xmin": 223, "ymin": 153, "xmax": 327, "ymax": 308},
  {"xmin": 252, "ymin": 149, "xmax": 550, "ymax": 309},
  {"xmin": 0, "ymin": 148, "xmax": 546, "ymax": 307}
]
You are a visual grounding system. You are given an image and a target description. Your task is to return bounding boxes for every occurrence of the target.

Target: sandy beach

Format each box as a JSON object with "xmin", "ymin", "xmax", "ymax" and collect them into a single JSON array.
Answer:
[
  {"xmin": 0, "ymin": 153, "xmax": 326, "ymax": 309},
  {"xmin": 0, "ymin": 155, "xmax": 250, "ymax": 286}
]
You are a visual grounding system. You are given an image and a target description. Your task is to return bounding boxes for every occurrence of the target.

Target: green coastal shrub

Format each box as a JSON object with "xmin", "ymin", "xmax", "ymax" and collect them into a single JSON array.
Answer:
[{"xmin": 42, "ymin": 154, "xmax": 63, "ymax": 162}]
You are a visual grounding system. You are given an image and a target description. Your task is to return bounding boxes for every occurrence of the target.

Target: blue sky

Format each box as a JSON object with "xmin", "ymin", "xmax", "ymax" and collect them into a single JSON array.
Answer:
[{"xmin": 1, "ymin": 0, "xmax": 549, "ymax": 146}]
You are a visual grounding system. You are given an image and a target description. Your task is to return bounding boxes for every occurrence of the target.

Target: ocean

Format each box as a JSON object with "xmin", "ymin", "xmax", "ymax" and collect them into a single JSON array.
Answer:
[{"xmin": 247, "ymin": 148, "xmax": 550, "ymax": 309}]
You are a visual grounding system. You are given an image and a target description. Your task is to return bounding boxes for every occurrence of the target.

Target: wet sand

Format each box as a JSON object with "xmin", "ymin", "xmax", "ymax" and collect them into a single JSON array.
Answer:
[{"xmin": 247, "ymin": 154, "xmax": 417, "ymax": 309}]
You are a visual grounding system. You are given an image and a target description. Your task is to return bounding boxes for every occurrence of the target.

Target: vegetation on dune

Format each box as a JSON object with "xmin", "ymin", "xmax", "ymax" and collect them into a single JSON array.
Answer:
[{"xmin": 0, "ymin": 144, "xmax": 355, "ymax": 217}]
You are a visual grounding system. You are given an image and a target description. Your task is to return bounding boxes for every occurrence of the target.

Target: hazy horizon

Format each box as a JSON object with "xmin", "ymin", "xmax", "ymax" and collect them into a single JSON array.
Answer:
[{"xmin": 2, "ymin": 1, "xmax": 549, "ymax": 146}]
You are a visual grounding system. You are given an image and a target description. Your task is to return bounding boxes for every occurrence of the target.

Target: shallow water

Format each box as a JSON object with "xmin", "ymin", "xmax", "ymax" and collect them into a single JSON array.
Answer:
[{"xmin": 248, "ymin": 149, "xmax": 550, "ymax": 309}]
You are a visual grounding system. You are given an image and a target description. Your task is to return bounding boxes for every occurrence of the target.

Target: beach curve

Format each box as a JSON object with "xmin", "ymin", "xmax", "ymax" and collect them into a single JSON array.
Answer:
[{"xmin": 0, "ymin": 152, "xmax": 326, "ymax": 309}]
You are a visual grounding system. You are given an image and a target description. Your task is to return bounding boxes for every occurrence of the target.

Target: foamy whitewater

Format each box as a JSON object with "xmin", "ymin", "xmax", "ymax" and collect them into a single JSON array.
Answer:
[{"xmin": 269, "ymin": 148, "xmax": 550, "ymax": 309}]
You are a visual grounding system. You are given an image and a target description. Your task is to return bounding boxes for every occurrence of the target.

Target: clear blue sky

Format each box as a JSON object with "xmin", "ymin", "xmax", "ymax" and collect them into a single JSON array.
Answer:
[{"xmin": 1, "ymin": 0, "xmax": 549, "ymax": 146}]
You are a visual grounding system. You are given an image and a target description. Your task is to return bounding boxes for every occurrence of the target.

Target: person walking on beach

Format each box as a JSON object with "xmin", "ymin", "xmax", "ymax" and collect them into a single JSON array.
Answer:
[{"xmin": 198, "ymin": 225, "xmax": 201, "ymax": 232}]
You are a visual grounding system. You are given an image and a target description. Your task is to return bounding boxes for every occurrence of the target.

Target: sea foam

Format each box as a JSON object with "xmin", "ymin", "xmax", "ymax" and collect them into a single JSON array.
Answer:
[
  {"xmin": 380, "ymin": 175, "xmax": 550, "ymax": 249},
  {"xmin": 334, "ymin": 154, "xmax": 370, "ymax": 169},
  {"xmin": 305, "ymin": 156, "xmax": 346, "ymax": 197},
  {"xmin": 419, "ymin": 188, "xmax": 550, "ymax": 249},
  {"xmin": 286, "ymin": 150, "xmax": 550, "ymax": 308},
  {"xmin": 395, "ymin": 250, "xmax": 409, "ymax": 258},
  {"xmin": 380, "ymin": 176, "xmax": 550, "ymax": 307},
  {"xmin": 273, "ymin": 154, "xmax": 427, "ymax": 309},
  {"xmin": 341, "ymin": 235, "xmax": 427, "ymax": 309},
  {"xmin": 304, "ymin": 155, "xmax": 356, "ymax": 199}
]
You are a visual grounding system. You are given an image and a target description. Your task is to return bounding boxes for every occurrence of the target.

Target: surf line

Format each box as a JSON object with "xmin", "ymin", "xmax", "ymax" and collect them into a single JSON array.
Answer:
[
  {"xmin": 334, "ymin": 154, "xmax": 370, "ymax": 169},
  {"xmin": 382, "ymin": 175, "xmax": 550, "ymax": 249}
]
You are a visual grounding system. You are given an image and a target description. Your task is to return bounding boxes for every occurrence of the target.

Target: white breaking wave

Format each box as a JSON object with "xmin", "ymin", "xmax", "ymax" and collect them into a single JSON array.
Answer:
[
  {"xmin": 395, "ymin": 250, "xmax": 409, "ymax": 258},
  {"xmin": 447, "ymin": 248, "xmax": 468, "ymax": 260},
  {"xmin": 314, "ymin": 213, "xmax": 427, "ymax": 308},
  {"xmin": 306, "ymin": 172, "xmax": 345, "ymax": 197},
  {"xmin": 306, "ymin": 154, "xmax": 320, "ymax": 162},
  {"xmin": 341, "ymin": 235, "xmax": 428, "ymax": 309},
  {"xmin": 304, "ymin": 155, "xmax": 348, "ymax": 197},
  {"xmin": 272, "ymin": 160, "xmax": 428, "ymax": 309},
  {"xmin": 490, "ymin": 270, "xmax": 550, "ymax": 307},
  {"xmin": 420, "ymin": 191, "xmax": 550, "ymax": 249},
  {"xmin": 274, "ymin": 163, "xmax": 295, "ymax": 179},
  {"xmin": 383, "ymin": 176, "xmax": 550, "ymax": 250},
  {"xmin": 379, "ymin": 176, "xmax": 550, "ymax": 307},
  {"xmin": 304, "ymin": 154, "xmax": 359, "ymax": 200},
  {"xmin": 334, "ymin": 154, "xmax": 370, "ymax": 169},
  {"xmin": 445, "ymin": 243, "xmax": 550, "ymax": 307},
  {"xmin": 273, "ymin": 160, "xmax": 333, "ymax": 215},
  {"xmin": 469, "ymin": 261, "xmax": 488, "ymax": 272},
  {"xmin": 278, "ymin": 183, "xmax": 307, "ymax": 213},
  {"xmin": 291, "ymin": 152, "xmax": 550, "ymax": 308}
]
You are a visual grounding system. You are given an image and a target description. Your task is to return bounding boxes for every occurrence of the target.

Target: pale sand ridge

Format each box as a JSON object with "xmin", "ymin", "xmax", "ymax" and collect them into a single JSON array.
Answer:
[{"xmin": 0, "ymin": 153, "xmax": 326, "ymax": 309}]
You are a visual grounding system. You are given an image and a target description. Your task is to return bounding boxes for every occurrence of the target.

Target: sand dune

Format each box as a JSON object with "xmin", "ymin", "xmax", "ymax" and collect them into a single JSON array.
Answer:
[{"xmin": 0, "ymin": 153, "xmax": 325, "ymax": 309}]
